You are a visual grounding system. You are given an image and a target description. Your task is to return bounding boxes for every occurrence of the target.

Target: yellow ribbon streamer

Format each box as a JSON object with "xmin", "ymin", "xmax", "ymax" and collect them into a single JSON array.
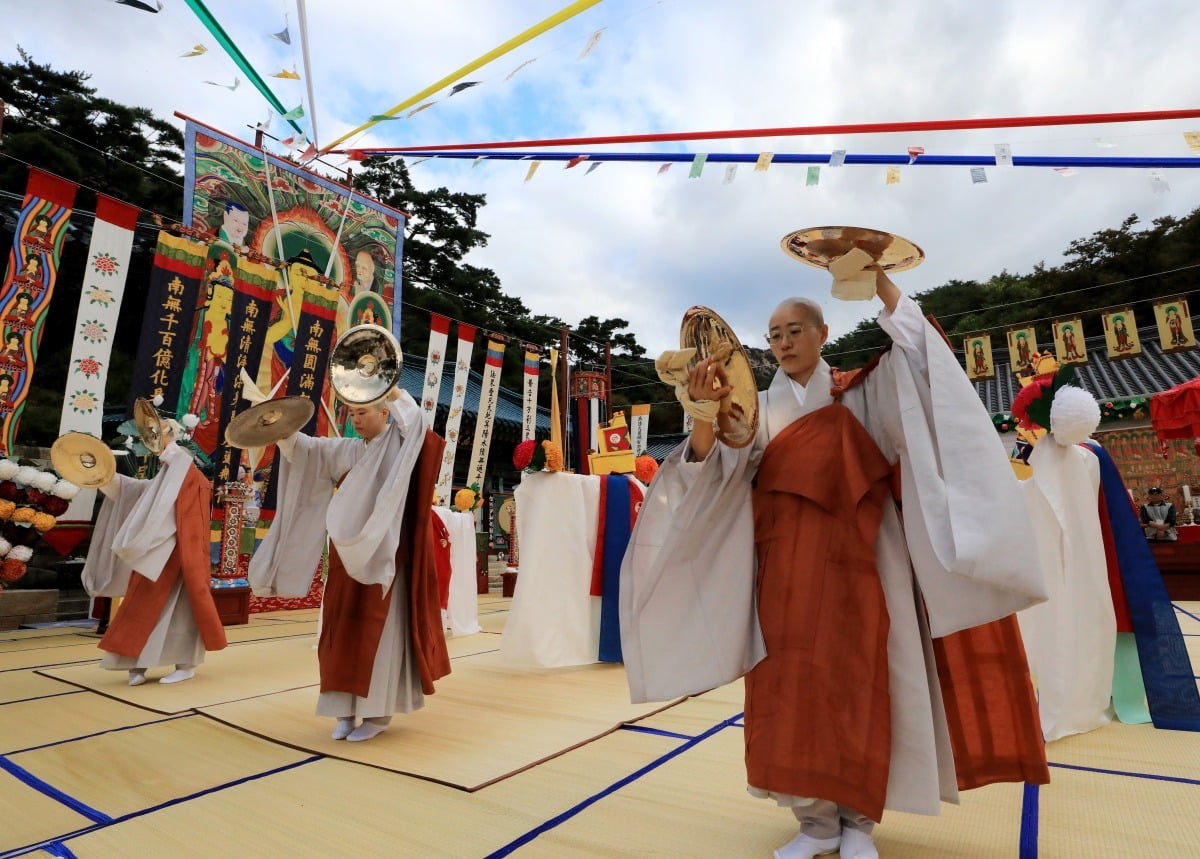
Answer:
[{"xmin": 321, "ymin": 0, "xmax": 602, "ymax": 152}]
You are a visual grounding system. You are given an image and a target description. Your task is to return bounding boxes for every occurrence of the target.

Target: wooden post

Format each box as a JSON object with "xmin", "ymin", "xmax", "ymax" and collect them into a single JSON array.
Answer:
[{"xmin": 559, "ymin": 325, "xmax": 570, "ymax": 468}]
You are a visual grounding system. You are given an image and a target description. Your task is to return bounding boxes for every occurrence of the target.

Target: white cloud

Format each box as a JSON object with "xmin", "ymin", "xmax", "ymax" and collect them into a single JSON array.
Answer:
[{"xmin": 8, "ymin": 0, "xmax": 1200, "ymax": 360}]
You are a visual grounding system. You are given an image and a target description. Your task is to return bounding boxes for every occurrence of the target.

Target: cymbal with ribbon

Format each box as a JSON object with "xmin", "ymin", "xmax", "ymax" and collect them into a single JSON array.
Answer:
[
  {"xmin": 133, "ymin": 397, "xmax": 170, "ymax": 455},
  {"xmin": 224, "ymin": 397, "xmax": 315, "ymax": 449},
  {"xmin": 780, "ymin": 225, "xmax": 924, "ymax": 272},
  {"xmin": 50, "ymin": 432, "xmax": 116, "ymax": 488},
  {"xmin": 680, "ymin": 305, "xmax": 759, "ymax": 449}
]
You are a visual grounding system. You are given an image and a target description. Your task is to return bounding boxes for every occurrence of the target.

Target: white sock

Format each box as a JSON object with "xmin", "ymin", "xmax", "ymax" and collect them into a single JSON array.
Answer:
[
  {"xmin": 159, "ymin": 664, "xmax": 195, "ymax": 684},
  {"xmin": 331, "ymin": 718, "xmax": 356, "ymax": 740},
  {"xmin": 839, "ymin": 828, "xmax": 878, "ymax": 859},
  {"xmin": 773, "ymin": 831, "xmax": 841, "ymax": 859},
  {"xmin": 128, "ymin": 669, "xmax": 147, "ymax": 687},
  {"xmin": 346, "ymin": 716, "xmax": 391, "ymax": 742}
]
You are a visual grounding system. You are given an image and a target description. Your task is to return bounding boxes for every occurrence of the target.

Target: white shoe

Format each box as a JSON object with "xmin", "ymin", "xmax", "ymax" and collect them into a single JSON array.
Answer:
[
  {"xmin": 346, "ymin": 720, "xmax": 389, "ymax": 742},
  {"xmin": 128, "ymin": 670, "xmax": 147, "ymax": 687},
  {"xmin": 159, "ymin": 667, "xmax": 195, "ymax": 684},
  {"xmin": 773, "ymin": 831, "xmax": 840, "ymax": 859},
  {"xmin": 331, "ymin": 718, "xmax": 356, "ymax": 740},
  {"xmin": 839, "ymin": 828, "xmax": 878, "ymax": 859}
]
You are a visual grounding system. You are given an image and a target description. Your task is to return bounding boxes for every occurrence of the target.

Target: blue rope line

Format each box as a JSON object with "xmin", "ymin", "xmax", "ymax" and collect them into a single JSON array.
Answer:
[
  {"xmin": 1018, "ymin": 783, "xmax": 1039, "ymax": 859},
  {"xmin": 1049, "ymin": 761, "xmax": 1200, "ymax": 786},
  {"xmin": 39, "ymin": 843, "xmax": 77, "ymax": 859},
  {"xmin": 484, "ymin": 713, "xmax": 744, "ymax": 858},
  {"xmin": 0, "ymin": 755, "xmax": 111, "ymax": 824},
  {"xmin": 1174, "ymin": 603, "xmax": 1200, "ymax": 623},
  {"xmin": 8, "ymin": 713, "xmax": 194, "ymax": 756},
  {"xmin": 619, "ymin": 723, "xmax": 694, "ymax": 741}
]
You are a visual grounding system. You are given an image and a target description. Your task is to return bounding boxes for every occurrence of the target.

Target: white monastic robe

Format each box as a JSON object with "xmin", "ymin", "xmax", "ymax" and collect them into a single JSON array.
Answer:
[{"xmin": 620, "ymin": 295, "xmax": 1047, "ymax": 816}]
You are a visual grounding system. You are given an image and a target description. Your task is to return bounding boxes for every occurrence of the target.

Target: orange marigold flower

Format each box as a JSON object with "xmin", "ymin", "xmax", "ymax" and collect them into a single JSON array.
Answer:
[
  {"xmin": 11, "ymin": 506, "xmax": 36, "ymax": 524},
  {"xmin": 32, "ymin": 512, "xmax": 57, "ymax": 533},
  {"xmin": 542, "ymin": 441, "xmax": 564, "ymax": 472},
  {"xmin": 0, "ymin": 500, "xmax": 14, "ymax": 520}
]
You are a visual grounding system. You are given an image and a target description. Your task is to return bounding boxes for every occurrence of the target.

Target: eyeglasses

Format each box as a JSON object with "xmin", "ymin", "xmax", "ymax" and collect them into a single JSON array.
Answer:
[{"xmin": 764, "ymin": 325, "xmax": 810, "ymax": 346}]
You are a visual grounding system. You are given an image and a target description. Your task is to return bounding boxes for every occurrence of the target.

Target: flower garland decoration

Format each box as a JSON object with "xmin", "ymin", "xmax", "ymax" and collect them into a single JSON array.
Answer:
[
  {"xmin": 453, "ymin": 482, "xmax": 482, "ymax": 513},
  {"xmin": 634, "ymin": 455, "xmax": 659, "ymax": 485},
  {"xmin": 513, "ymin": 439, "xmax": 566, "ymax": 474},
  {"xmin": 0, "ymin": 458, "xmax": 80, "ymax": 586}
]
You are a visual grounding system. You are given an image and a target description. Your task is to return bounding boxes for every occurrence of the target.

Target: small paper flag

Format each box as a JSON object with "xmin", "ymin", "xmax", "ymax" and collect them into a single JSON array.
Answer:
[
  {"xmin": 970, "ymin": 167, "xmax": 987, "ymax": 184},
  {"xmin": 1094, "ymin": 137, "xmax": 1117, "ymax": 149},
  {"xmin": 579, "ymin": 28, "xmax": 604, "ymax": 60},
  {"xmin": 829, "ymin": 150, "xmax": 846, "ymax": 167},
  {"xmin": 657, "ymin": 163, "xmax": 672, "ymax": 175},
  {"xmin": 1184, "ymin": 131, "xmax": 1200, "ymax": 154},
  {"xmin": 279, "ymin": 135, "xmax": 297, "ymax": 147},
  {"xmin": 345, "ymin": 150, "xmax": 366, "ymax": 162},
  {"xmin": 1053, "ymin": 167, "xmax": 1078, "ymax": 177},
  {"xmin": 994, "ymin": 143, "xmax": 1013, "ymax": 167},
  {"xmin": 204, "ymin": 77, "xmax": 241, "ymax": 91},
  {"xmin": 524, "ymin": 161, "xmax": 541, "ymax": 182},
  {"xmin": 408, "ymin": 157, "xmax": 434, "ymax": 167},
  {"xmin": 281, "ymin": 104, "xmax": 305, "ymax": 120},
  {"xmin": 449, "ymin": 81, "xmax": 480, "ymax": 96},
  {"xmin": 885, "ymin": 167, "xmax": 901, "ymax": 185},
  {"xmin": 473, "ymin": 156, "xmax": 488, "ymax": 168},
  {"xmin": 754, "ymin": 152, "xmax": 773, "ymax": 172},
  {"xmin": 565, "ymin": 154, "xmax": 589, "ymax": 169},
  {"xmin": 1150, "ymin": 170, "xmax": 1170, "ymax": 194},
  {"xmin": 368, "ymin": 114, "xmax": 403, "ymax": 122},
  {"xmin": 299, "ymin": 143, "xmax": 317, "ymax": 161},
  {"xmin": 181, "ymin": 44, "xmax": 207, "ymax": 57},
  {"xmin": 506, "ymin": 59, "xmax": 537, "ymax": 81},
  {"xmin": 907, "ymin": 146, "xmax": 925, "ymax": 164},
  {"xmin": 806, "ymin": 166, "xmax": 820, "ymax": 186},
  {"xmin": 407, "ymin": 102, "xmax": 436, "ymax": 118},
  {"xmin": 723, "ymin": 165, "xmax": 738, "ymax": 185},
  {"xmin": 689, "ymin": 154, "xmax": 708, "ymax": 178},
  {"xmin": 272, "ymin": 68, "xmax": 301, "ymax": 80},
  {"xmin": 272, "ymin": 26, "xmax": 291, "ymax": 45},
  {"xmin": 585, "ymin": 161, "xmax": 602, "ymax": 175}
]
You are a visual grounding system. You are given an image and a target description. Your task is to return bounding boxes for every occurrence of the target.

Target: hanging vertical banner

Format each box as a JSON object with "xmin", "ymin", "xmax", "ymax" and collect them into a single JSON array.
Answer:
[
  {"xmin": 1052, "ymin": 317, "xmax": 1088, "ymax": 365},
  {"xmin": 210, "ymin": 259, "xmax": 279, "ymax": 485},
  {"xmin": 963, "ymin": 335, "xmax": 995, "ymax": 382},
  {"xmin": 1154, "ymin": 297, "xmax": 1196, "ymax": 354},
  {"xmin": 1006, "ymin": 325, "xmax": 1038, "ymax": 375},
  {"xmin": 129, "ymin": 232, "xmax": 207, "ymax": 411},
  {"xmin": 1102, "ymin": 307, "xmax": 1141, "ymax": 360},
  {"xmin": 281, "ymin": 260, "xmax": 338, "ymax": 434},
  {"xmin": 57, "ymin": 194, "xmax": 139, "ymax": 523},
  {"xmin": 549, "ymin": 346, "xmax": 563, "ymax": 452},
  {"xmin": 0, "ymin": 168, "xmax": 77, "ymax": 454},
  {"xmin": 420, "ymin": 312, "xmax": 451, "ymax": 422},
  {"xmin": 435, "ymin": 323, "xmax": 477, "ymax": 507},
  {"xmin": 521, "ymin": 345, "xmax": 540, "ymax": 441},
  {"xmin": 467, "ymin": 338, "xmax": 507, "ymax": 494},
  {"xmin": 630, "ymin": 403, "xmax": 650, "ymax": 454}
]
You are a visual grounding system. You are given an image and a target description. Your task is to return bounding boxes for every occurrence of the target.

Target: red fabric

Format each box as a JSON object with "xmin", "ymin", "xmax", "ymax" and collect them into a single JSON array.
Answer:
[
  {"xmin": 1096, "ymin": 489, "xmax": 1134, "ymax": 633},
  {"xmin": 432, "ymin": 512, "xmax": 452, "ymax": 609},
  {"xmin": 1149, "ymin": 376, "xmax": 1200, "ymax": 441},
  {"xmin": 1177, "ymin": 525, "xmax": 1200, "ymax": 544},
  {"xmin": 26, "ymin": 167, "xmax": 78, "ymax": 208},
  {"xmin": 250, "ymin": 564, "xmax": 324, "ymax": 612},
  {"xmin": 589, "ymin": 477, "xmax": 609, "ymax": 596},
  {"xmin": 95, "ymin": 194, "xmax": 140, "ymax": 231}
]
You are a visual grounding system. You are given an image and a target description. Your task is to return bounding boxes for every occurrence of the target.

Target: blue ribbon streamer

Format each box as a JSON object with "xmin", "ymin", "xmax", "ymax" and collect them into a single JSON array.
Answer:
[{"xmin": 598, "ymin": 475, "xmax": 631, "ymax": 663}]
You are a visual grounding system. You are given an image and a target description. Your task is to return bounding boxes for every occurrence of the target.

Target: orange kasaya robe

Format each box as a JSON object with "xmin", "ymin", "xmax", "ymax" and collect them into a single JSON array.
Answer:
[
  {"xmin": 99, "ymin": 465, "xmax": 228, "ymax": 659},
  {"xmin": 318, "ymin": 428, "xmax": 451, "ymax": 698},
  {"xmin": 745, "ymin": 402, "xmax": 1048, "ymax": 823}
]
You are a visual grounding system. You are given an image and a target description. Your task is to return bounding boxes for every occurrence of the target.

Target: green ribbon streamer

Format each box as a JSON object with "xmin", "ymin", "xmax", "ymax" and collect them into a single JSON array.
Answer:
[
  {"xmin": 183, "ymin": 0, "xmax": 306, "ymax": 137},
  {"xmin": 1112, "ymin": 631, "xmax": 1152, "ymax": 725}
]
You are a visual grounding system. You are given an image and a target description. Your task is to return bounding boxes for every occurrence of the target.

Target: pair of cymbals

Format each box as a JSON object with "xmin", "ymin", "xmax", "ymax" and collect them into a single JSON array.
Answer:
[
  {"xmin": 224, "ymin": 397, "xmax": 315, "ymax": 448},
  {"xmin": 51, "ymin": 433, "xmax": 116, "ymax": 488},
  {"xmin": 780, "ymin": 226, "xmax": 924, "ymax": 272}
]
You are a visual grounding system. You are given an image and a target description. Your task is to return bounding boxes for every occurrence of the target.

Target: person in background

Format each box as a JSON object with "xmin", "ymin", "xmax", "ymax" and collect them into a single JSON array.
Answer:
[{"xmin": 1141, "ymin": 486, "xmax": 1178, "ymax": 541}]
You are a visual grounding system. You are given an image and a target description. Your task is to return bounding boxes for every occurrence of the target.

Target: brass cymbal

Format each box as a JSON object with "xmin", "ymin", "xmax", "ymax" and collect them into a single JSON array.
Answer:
[
  {"xmin": 133, "ymin": 397, "xmax": 170, "ymax": 455},
  {"xmin": 51, "ymin": 432, "xmax": 116, "ymax": 488},
  {"xmin": 329, "ymin": 323, "xmax": 403, "ymax": 406},
  {"xmin": 780, "ymin": 226, "xmax": 924, "ymax": 272},
  {"xmin": 680, "ymin": 306, "xmax": 759, "ymax": 449},
  {"xmin": 224, "ymin": 397, "xmax": 315, "ymax": 449}
]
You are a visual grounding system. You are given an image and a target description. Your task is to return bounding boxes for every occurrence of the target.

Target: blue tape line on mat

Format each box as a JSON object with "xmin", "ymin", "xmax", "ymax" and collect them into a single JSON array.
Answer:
[
  {"xmin": 485, "ymin": 713, "xmax": 744, "ymax": 858},
  {"xmin": 9, "ymin": 713, "xmax": 194, "ymax": 756},
  {"xmin": 0, "ymin": 755, "xmax": 323, "ymax": 859},
  {"xmin": 1049, "ymin": 761, "xmax": 1200, "ymax": 786},
  {"xmin": 1174, "ymin": 603, "xmax": 1200, "ymax": 623},
  {"xmin": 0, "ymin": 755, "xmax": 111, "ymax": 824},
  {"xmin": 40, "ymin": 843, "xmax": 77, "ymax": 859},
  {"xmin": 619, "ymin": 724, "xmax": 694, "ymax": 741},
  {"xmin": 0, "ymin": 690, "xmax": 85, "ymax": 708},
  {"xmin": 1018, "ymin": 783, "xmax": 1039, "ymax": 858}
]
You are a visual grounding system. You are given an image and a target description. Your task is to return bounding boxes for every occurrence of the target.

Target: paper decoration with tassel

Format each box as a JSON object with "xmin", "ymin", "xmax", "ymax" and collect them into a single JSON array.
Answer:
[
  {"xmin": 964, "ymin": 334, "xmax": 995, "ymax": 382},
  {"xmin": 1052, "ymin": 317, "xmax": 1088, "ymax": 365},
  {"xmin": 1101, "ymin": 308, "xmax": 1141, "ymax": 360},
  {"xmin": 1153, "ymin": 297, "xmax": 1196, "ymax": 354}
]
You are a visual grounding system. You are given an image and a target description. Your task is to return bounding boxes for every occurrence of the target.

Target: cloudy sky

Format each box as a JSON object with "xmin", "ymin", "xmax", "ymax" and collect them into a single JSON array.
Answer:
[{"xmin": 9, "ymin": 0, "xmax": 1200, "ymax": 357}]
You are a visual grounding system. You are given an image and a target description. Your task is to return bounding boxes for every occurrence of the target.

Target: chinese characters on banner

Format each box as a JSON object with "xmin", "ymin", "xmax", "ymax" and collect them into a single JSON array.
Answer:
[
  {"xmin": 521, "ymin": 346, "xmax": 540, "ymax": 441},
  {"xmin": 466, "ymin": 338, "xmax": 507, "ymax": 518},
  {"xmin": 435, "ymin": 323, "xmax": 477, "ymax": 507}
]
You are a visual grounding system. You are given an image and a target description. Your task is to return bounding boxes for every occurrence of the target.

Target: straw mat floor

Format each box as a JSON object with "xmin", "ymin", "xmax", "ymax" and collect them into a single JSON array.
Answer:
[{"xmin": 0, "ymin": 600, "xmax": 1196, "ymax": 857}]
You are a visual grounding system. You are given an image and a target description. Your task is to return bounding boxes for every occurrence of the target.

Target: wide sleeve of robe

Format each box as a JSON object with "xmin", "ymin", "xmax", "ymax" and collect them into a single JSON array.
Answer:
[
  {"xmin": 81, "ymin": 474, "xmax": 148, "ymax": 597},
  {"xmin": 849, "ymin": 296, "xmax": 1047, "ymax": 636},
  {"xmin": 619, "ymin": 436, "xmax": 767, "ymax": 703},
  {"xmin": 248, "ymin": 432, "xmax": 362, "ymax": 598}
]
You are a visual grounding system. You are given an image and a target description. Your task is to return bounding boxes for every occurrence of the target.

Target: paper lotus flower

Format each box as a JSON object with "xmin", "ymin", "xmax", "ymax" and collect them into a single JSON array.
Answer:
[
  {"xmin": 543, "ymin": 441, "xmax": 564, "ymax": 472},
  {"xmin": 0, "ymin": 501, "xmax": 13, "ymax": 520},
  {"xmin": 181, "ymin": 413, "xmax": 200, "ymax": 430},
  {"xmin": 11, "ymin": 507, "xmax": 36, "ymax": 524},
  {"xmin": 31, "ymin": 512, "xmax": 57, "ymax": 533}
]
